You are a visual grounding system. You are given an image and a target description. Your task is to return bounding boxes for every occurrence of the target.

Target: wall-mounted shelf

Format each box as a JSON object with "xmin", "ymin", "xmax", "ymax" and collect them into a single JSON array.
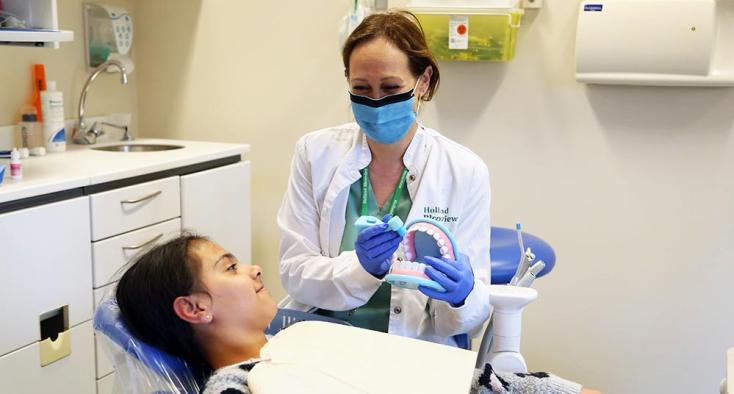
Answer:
[
  {"xmin": 0, "ymin": 0, "xmax": 73, "ymax": 48},
  {"xmin": 0, "ymin": 29, "xmax": 73, "ymax": 47}
]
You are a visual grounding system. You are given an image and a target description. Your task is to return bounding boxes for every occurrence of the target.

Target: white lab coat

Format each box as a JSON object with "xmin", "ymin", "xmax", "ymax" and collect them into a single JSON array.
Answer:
[{"xmin": 277, "ymin": 122, "xmax": 491, "ymax": 346}]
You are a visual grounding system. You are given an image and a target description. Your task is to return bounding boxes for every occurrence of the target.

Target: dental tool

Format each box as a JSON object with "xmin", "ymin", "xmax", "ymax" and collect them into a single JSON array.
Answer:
[
  {"xmin": 515, "ymin": 261, "xmax": 545, "ymax": 288},
  {"xmin": 510, "ymin": 223, "xmax": 529, "ymax": 285},
  {"xmin": 511, "ymin": 247, "xmax": 536, "ymax": 286}
]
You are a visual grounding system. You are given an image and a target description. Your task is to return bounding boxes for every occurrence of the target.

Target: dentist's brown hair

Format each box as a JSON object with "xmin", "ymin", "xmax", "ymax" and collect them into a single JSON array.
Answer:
[{"xmin": 342, "ymin": 10, "xmax": 440, "ymax": 101}]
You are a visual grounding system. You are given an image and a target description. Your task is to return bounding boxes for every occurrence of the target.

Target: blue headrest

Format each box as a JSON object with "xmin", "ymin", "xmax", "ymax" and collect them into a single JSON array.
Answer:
[{"xmin": 93, "ymin": 297, "xmax": 202, "ymax": 384}]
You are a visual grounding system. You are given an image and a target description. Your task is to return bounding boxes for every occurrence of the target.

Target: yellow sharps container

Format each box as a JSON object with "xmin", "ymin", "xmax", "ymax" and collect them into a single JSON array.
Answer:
[{"xmin": 408, "ymin": 3, "xmax": 524, "ymax": 62}]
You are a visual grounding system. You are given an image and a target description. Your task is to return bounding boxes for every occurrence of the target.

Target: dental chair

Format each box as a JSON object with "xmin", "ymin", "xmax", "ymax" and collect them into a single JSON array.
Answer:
[{"xmin": 94, "ymin": 297, "xmax": 353, "ymax": 393}]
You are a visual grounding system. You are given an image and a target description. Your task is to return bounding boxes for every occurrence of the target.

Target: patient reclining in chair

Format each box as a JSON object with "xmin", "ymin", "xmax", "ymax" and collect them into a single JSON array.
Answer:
[{"xmin": 113, "ymin": 234, "xmax": 597, "ymax": 394}]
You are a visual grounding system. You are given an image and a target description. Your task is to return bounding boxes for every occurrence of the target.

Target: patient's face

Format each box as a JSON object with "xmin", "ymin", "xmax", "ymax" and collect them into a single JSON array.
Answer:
[{"xmin": 193, "ymin": 240, "xmax": 277, "ymax": 332}]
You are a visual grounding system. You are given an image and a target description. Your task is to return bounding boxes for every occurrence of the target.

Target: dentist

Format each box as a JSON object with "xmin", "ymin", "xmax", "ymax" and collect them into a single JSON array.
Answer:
[{"xmin": 277, "ymin": 10, "xmax": 491, "ymax": 347}]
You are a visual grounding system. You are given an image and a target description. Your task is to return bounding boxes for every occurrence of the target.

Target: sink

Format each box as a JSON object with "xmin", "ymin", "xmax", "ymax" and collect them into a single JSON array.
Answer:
[{"xmin": 92, "ymin": 144, "xmax": 184, "ymax": 152}]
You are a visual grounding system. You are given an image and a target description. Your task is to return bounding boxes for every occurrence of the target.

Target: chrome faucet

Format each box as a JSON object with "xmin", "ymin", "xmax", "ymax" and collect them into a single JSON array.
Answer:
[{"xmin": 73, "ymin": 60, "xmax": 129, "ymax": 144}]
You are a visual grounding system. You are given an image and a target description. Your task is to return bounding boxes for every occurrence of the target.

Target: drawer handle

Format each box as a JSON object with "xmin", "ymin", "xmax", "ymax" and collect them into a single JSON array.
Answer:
[
  {"xmin": 120, "ymin": 190, "xmax": 162, "ymax": 205},
  {"xmin": 122, "ymin": 233, "xmax": 163, "ymax": 251}
]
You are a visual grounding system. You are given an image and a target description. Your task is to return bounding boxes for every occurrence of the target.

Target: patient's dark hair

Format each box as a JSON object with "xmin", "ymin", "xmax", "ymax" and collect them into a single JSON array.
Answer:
[{"xmin": 115, "ymin": 233, "xmax": 212, "ymax": 374}]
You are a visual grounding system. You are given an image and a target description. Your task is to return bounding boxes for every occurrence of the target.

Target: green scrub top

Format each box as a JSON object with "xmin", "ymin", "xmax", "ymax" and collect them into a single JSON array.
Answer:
[{"xmin": 316, "ymin": 167, "xmax": 412, "ymax": 332}]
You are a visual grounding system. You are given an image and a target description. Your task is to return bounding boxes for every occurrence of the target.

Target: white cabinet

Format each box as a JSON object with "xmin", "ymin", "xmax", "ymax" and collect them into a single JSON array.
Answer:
[
  {"xmin": 0, "ymin": 0, "xmax": 74, "ymax": 48},
  {"xmin": 0, "ymin": 157, "xmax": 251, "ymax": 394},
  {"xmin": 181, "ymin": 161, "xmax": 252, "ymax": 263},
  {"xmin": 0, "ymin": 197, "xmax": 95, "ymax": 392},
  {"xmin": 0, "ymin": 322, "xmax": 96, "ymax": 394}
]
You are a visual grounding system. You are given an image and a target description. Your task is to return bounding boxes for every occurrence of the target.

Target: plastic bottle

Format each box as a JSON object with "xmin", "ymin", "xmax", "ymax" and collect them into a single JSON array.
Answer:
[
  {"xmin": 41, "ymin": 81, "xmax": 66, "ymax": 152},
  {"xmin": 19, "ymin": 106, "xmax": 43, "ymax": 149},
  {"xmin": 10, "ymin": 148, "xmax": 22, "ymax": 180},
  {"xmin": 32, "ymin": 64, "xmax": 47, "ymax": 122}
]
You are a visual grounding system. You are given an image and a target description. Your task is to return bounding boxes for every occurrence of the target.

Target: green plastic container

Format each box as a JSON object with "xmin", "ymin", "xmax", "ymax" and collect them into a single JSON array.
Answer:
[{"xmin": 411, "ymin": 7, "xmax": 524, "ymax": 62}]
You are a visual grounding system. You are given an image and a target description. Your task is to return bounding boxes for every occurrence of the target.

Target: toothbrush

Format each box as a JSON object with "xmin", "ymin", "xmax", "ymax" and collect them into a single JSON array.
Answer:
[{"xmin": 386, "ymin": 216, "xmax": 407, "ymax": 237}]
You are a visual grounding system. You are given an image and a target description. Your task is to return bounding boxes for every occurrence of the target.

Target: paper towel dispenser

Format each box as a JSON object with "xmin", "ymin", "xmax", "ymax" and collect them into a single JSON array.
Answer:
[{"xmin": 575, "ymin": 0, "xmax": 734, "ymax": 87}]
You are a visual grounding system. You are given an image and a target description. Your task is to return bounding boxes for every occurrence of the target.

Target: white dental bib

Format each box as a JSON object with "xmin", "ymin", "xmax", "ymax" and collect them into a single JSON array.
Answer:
[{"xmin": 248, "ymin": 321, "xmax": 476, "ymax": 394}]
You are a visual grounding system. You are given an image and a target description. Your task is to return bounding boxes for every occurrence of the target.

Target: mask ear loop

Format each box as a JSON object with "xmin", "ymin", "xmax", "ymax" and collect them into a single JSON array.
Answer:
[{"xmin": 413, "ymin": 77, "xmax": 423, "ymax": 115}]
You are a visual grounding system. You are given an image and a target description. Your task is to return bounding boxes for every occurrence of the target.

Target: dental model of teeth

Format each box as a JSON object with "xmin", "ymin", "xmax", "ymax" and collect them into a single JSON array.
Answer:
[{"xmin": 385, "ymin": 218, "xmax": 459, "ymax": 292}]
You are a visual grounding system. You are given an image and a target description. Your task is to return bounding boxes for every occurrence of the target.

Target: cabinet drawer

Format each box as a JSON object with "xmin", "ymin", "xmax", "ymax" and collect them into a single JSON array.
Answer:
[
  {"xmin": 90, "ymin": 176, "xmax": 180, "ymax": 241},
  {"xmin": 97, "ymin": 372, "xmax": 116, "ymax": 394},
  {"xmin": 92, "ymin": 218, "xmax": 181, "ymax": 288},
  {"xmin": 0, "ymin": 197, "xmax": 93, "ymax": 357},
  {"xmin": 0, "ymin": 321, "xmax": 96, "ymax": 394}
]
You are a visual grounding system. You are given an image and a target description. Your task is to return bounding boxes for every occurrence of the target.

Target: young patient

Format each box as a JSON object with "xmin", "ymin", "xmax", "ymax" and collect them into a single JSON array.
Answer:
[{"xmin": 115, "ymin": 234, "xmax": 599, "ymax": 394}]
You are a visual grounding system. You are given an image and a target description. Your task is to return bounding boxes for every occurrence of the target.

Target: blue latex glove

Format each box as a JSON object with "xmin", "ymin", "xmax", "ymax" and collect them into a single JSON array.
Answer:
[
  {"xmin": 419, "ymin": 253, "xmax": 474, "ymax": 307},
  {"xmin": 355, "ymin": 215, "xmax": 403, "ymax": 277}
]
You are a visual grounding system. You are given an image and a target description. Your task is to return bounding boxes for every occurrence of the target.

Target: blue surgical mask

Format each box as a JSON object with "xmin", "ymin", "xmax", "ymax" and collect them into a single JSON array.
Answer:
[{"xmin": 350, "ymin": 79, "xmax": 420, "ymax": 144}]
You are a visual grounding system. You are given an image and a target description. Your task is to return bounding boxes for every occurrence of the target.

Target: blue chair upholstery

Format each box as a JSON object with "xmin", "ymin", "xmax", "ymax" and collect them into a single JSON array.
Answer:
[
  {"xmin": 93, "ymin": 297, "xmax": 204, "ymax": 393},
  {"xmin": 490, "ymin": 226, "xmax": 555, "ymax": 284}
]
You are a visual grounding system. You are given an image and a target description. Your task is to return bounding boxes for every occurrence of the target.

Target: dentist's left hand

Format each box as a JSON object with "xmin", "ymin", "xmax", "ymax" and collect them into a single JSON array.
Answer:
[{"xmin": 419, "ymin": 253, "xmax": 474, "ymax": 307}]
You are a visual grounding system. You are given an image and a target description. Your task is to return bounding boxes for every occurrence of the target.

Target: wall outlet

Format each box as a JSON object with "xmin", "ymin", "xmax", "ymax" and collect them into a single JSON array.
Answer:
[{"xmin": 523, "ymin": 0, "xmax": 543, "ymax": 9}]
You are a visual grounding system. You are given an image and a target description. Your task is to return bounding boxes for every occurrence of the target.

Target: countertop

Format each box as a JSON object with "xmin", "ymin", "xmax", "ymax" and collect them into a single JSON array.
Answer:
[{"xmin": 0, "ymin": 139, "xmax": 250, "ymax": 203}]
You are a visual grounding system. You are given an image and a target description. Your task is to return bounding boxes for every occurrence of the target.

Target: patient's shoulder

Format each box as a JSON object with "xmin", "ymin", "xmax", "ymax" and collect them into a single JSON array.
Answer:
[{"xmin": 202, "ymin": 359, "xmax": 261, "ymax": 394}]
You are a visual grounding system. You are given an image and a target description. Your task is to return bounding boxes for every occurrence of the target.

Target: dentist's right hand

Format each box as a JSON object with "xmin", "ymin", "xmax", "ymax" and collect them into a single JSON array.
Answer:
[{"xmin": 355, "ymin": 215, "xmax": 402, "ymax": 278}]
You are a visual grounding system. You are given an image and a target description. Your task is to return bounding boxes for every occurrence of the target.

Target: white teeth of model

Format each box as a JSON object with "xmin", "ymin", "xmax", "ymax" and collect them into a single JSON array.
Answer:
[
  {"xmin": 426, "ymin": 229, "xmax": 435, "ymax": 236},
  {"xmin": 436, "ymin": 239, "xmax": 445, "ymax": 246},
  {"xmin": 411, "ymin": 262, "xmax": 419, "ymax": 271},
  {"xmin": 440, "ymin": 247, "xmax": 448, "ymax": 254},
  {"xmin": 418, "ymin": 264, "xmax": 424, "ymax": 273},
  {"xmin": 418, "ymin": 226, "xmax": 427, "ymax": 232},
  {"xmin": 442, "ymin": 254, "xmax": 450, "ymax": 259},
  {"xmin": 433, "ymin": 233, "xmax": 441, "ymax": 240}
]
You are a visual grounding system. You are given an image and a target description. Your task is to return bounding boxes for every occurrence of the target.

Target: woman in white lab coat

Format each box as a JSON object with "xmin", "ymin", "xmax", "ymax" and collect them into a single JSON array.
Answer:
[{"xmin": 277, "ymin": 10, "xmax": 491, "ymax": 347}]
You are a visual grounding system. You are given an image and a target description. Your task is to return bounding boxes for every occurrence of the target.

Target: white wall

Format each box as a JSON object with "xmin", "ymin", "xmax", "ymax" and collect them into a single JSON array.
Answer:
[
  {"xmin": 0, "ymin": 0, "xmax": 139, "ymax": 139},
  {"xmin": 134, "ymin": 0, "xmax": 353, "ymax": 305},
  {"xmin": 135, "ymin": 1, "xmax": 734, "ymax": 393}
]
